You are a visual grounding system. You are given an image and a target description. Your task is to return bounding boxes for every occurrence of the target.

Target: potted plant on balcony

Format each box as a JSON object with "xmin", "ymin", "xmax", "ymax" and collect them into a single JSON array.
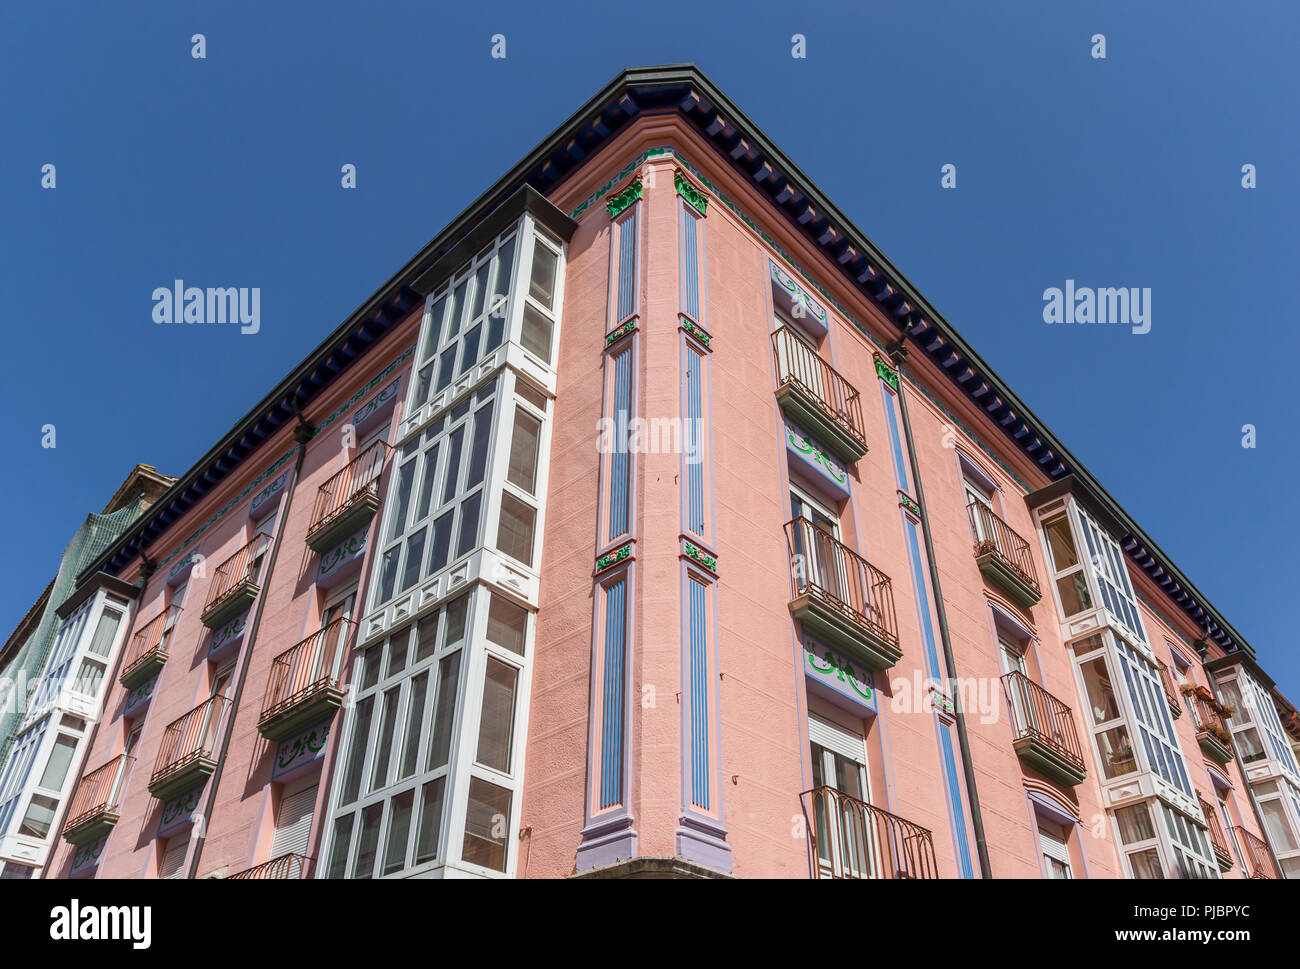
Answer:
[{"xmin": 1110, "ymin": 741, "xmax": 1136, "ymax": 772}]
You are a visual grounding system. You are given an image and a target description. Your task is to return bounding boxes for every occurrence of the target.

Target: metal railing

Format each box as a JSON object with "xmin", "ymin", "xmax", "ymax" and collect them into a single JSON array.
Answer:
[
  {"xmin": 1001, "ymin": 671, "xmax": 1087, "ymax": 773},
  {"xmin": 1198, "ymin": 796, "xmax": 1232, "ymax": 866},
  {"xmin": 771, "ymin": 326, "xmax": 867, "ymax": 450},
  {"xmin": 151, "ymin": 695, "xmax": 230, "ymax": 787},
  {"xmin": 966, "ymin": 501, "xmax": 1041, "ymax": 596},
  {"xmin": 120, "ymin": 607, "xmax": 182, "ymax": 677},
  {"xmin": 800, "ymin": 786, "xmax": 937, "ymax": 879},
  {"xmin": 1188, "ymin": 690, "xmax": 1234, "ymax": 748},
  {"xmin": 65, "ymin": 755, "xmax": 133, "ymax": 830},
  {"xmin": 261, "ymin": 618, "xmax": 354, "ymax": 723},
  {"xmin": 309, "ymin": 440, "xmax": 391, "ymax": 535},
  {"xmin": 785, "ymin": 517, "xmax": 898, "ymax": 649},
  {"xmin": 204, "ymin": 535, "xmax": 271, "ymax": 612},
  {"xmin": 1239, "ymin": 828, "xmax": 1280, "ymax": 879},
  {"xmin": 229, "ymin": 853, "xmax": 312, "ymax": 880}
]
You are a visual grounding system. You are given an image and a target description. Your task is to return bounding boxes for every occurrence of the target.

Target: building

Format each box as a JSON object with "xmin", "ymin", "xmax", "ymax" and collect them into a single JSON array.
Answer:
[
  {"xmin": 0, "ymin": 465, "xmax": 173, "ymax": 878},
  {"xmin": 39, "ymin": 65, "xmax": 1298, "ymax": 880}
]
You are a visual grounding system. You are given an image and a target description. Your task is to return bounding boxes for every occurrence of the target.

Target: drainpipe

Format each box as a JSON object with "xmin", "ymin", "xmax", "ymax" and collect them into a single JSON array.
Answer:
[
  {"xmin": 887, "ymin": 336, "xmax": 993, "ymax": 879},
  {"xmin": 186, "ymin": 417, "xmax": 314, "ymax": 879}
]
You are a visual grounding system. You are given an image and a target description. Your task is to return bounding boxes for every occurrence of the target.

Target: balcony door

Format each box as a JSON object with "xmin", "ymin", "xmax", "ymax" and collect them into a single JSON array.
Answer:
[
  {"xmin": 775, "ymin": 309, "xmax": 825, "ymax": 402},
  {"xmin": 790, "ymin": 487, "xmax": 845, "ymax": 608},
  {"xmin": 808, "ymin": 713, "xmax": 879, "ymax": 878},
  {"xmin": 998, "ymin": 635, "xmax": 1034, "ymax": 738},
  {"xmin": 319, "ymin": 588, "xmax": 358, "ymax": 684}
]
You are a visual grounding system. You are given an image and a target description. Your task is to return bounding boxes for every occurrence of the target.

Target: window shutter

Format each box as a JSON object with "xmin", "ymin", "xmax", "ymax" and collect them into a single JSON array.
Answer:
[
  {"xmin": 1039, "ymin": 826, "xmax": 1070, "ymax": 865},
  {"xmin": 808, "ymin": 713, "xmax": 866, "ymax": 765},
  {"xmin": 159, "ymin": 839, "xmax": 188, "ymax": 879},
  {"xmin": 271, "ymin": 784, "xmax": 318, "ymax": 858}
]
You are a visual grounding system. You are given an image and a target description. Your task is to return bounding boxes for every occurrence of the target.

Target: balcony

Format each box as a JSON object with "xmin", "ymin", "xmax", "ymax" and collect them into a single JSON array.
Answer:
[
  {"xmin": 1198, "ymin": 796, "xmax": 1234, "ymax": 873},
  {"xmin": 771, "ymin": 326, "xmax": 868, "ymax": 463},
  {"xmin": 1157, "ymin": 661, "xmax": 1182, "ymax": 720},
  {"xmin": 200, "ymin": 535, "xmax": 271, "ymax": 629},
  {"xmin": 62, "ymin": 755, "xmax": 132, "ymax": 846},
  {"xmin": 966, "ymin": 502, "xmax": 1041, "ymax": 608},
  {"xmin": 229, "ymin": 853, "xmax": 312, "ymax": 880},
  {"xmin": 1240, "ymin": 828, "xmax": 1280, "ymax": 879},
  {"xmin": 305, "ymin": 440, "xmax": 391, "ymax": 552},
  {"xmin": 800, "ymin": 786, "xmax": 937, "ymax": 878},
  {"xmin": 148, "ymin": 695, "xmax": 229, "ymax": 800},
  {"xmin": 1001, "ymin": 672, "xmax": 1088, "ymax": 787},
  {"xmin": 258, "ymin": 618, "xmax": 353, "ymax": 741},
  {"xmin": 119, "ymin": 607, "xmax": 181, "ymax": 689},
  {"xmin": 1186, "ymin": 687, "xmax": 1234, "ymax": 765},
  {"xmin": 785, "ymin": 517, "xmax": 901, "ymax": 672}
]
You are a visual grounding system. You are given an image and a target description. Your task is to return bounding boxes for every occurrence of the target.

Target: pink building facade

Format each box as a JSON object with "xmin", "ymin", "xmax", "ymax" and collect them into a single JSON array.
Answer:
[{"xmin": 39, "ymin": 65, "xmax": 1296, "ymax": 880}]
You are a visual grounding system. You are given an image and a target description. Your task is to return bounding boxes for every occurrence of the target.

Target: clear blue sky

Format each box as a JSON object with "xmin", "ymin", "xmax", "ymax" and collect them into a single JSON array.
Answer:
[{"xmin": 1, "ymin": 2, "xmax": 1295, "ymax": 695}]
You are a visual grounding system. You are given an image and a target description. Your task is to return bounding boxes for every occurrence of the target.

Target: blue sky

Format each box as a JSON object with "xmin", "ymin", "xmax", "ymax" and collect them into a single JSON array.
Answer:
[{"xmin": 1, "ymin": 1, "xmax": 1295, "ymax": 695}]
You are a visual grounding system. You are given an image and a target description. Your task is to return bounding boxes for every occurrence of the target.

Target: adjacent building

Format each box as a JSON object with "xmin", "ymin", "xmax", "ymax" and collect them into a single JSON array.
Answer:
[
  {"xmin": 0, "ymin": 465, "xmax": 173, "ymax": 878},
  {"xmin": 34, "ymin": 65, "xmax": 1299, "ymax": 879}
]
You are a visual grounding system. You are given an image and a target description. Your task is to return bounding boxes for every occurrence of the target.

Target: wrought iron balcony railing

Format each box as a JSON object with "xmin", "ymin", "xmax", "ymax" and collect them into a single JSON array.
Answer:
[
  {"xmin": 800, "ymin": 786, "xmax": 937, "ymax": 879},
  {"xmin": 771, "ymin": 326, "xmax": 868, "ymax": 462},
  {"xmin": 149, "ymin": 695, "xmax": 229, "ymax": 799},
  {"xmin": 258, "ymin": 617, "xmax": 354, "ymax": 741},
  {"xmin": 1001, "ymin": 671, "xmax": 1087, "ymax": 786},
  {"xmin": 1239, "ymin": 828, "xmax": 1280, "ymax": 879},
  {"xmin": 229, "ymin": 853, "xmax": 312, "ymax": 880},
  {"xmin": 201, "ymin": 534, "xmax": 271, "ymax": 628},
  {"xmin": 1198, "ymin": 795, "xmax": 1234, "ymax": 872},
  {"xmin": 966, "ymin": 501, "xmax": 1041, "ymax": 607},
  {"xmin": 785, "ymin": 517, "xmax": 900, "ymax": 671},
  {"xmin": 305, "ymin": 440, "xmax": 391, "ymax": 552},
  {"xmin": 119, "ymin": 606, "xmax": 182, "ymax": 688},
  {"xmin": 63, "ymin": 754, "xmax": 133, "ymax": 845},
  {"xmin": 1187, "ymin": 688, "xmax": 1234, "ymax": 765}
]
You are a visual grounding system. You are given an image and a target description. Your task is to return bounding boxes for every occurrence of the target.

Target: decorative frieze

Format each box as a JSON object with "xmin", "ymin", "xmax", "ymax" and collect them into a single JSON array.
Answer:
[
  {"xmin": 272, "ymin": 719, "xmax": 332, "ymax": 780},
  {"xmin": 595, "ymin": 543, "xmax": 633, "ymax": 574},
  {"xmin": 605, "ymin": 319, "xmax": 638, "ymax": 347},
  {"xmin": 785, "ymin": 421, "xmax": 848, "ymax": 494},
  {"xmin": 898, "ymin": 491, "xmax": 921, "ymax": 517},
  {"xmin": 679, "ymin": 316, "xmax": 711, "ymax": 348},
  {"xmin": 682, "ymin": 540, "xmax": 717, "ymax": 574},
  {"xmin": 875, "ymin": 356, "xmax": 900, "ymax": 393}
]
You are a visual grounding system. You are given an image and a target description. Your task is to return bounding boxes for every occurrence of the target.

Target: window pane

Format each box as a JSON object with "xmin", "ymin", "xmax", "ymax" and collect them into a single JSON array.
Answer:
[
  {"xmin": 462, "ymin": 777, "xmax": 512, "ymax": 872},
  {"xmin": 387, "ymin": 459, "xmax": 416, "ymax": 542},
  {"xmin": 471, "ymin": 263, "xmax": 490, "ymax": 319},
  {"xmin": 375, "ymin": 546, "xmax": 399, "ymax": 605},
  {"xmin": 326, "ymin": 814, "xmax": 354, "ymax": 878},
  {"xmin": 399, "ymin": 673, "xmax": 428, "ymax": 780},
  {"xmin": 387, "ymin": 628, "xmax": 410, "ymax": 678},
  {"xmin": 415, "ymin": 611, "xmax": 440, "ymax": 663},
  {"xmin": 507, "ymin": 409, "xmax": 541, "ymax": 494},
  {"xmin": 370, "ymin": 687, "xmax": 401, "ymax": 791},
  {"xmin": 422, "ymin": 295, "xmax": 447, "ymax": 361},
  {"xmin": 1043, "ymin": 514, "xmax": 1079, "ymax": 571},
  {"xmin": 460, "ymin": 324, "xmax": 482, "ymax": 373},
  {"xmin": 486, "ymin": 595, "xmax": 527, "ymax": 656},
  {"xmin": 493, "ymin": 237, "xmax": 516, "ymax": 303},
  {"xmin": 529, "ymin": 244, "xmax": 557, "ymax": 309},
  {"xmin": 456, "ymin": 492, "xmax": 482, "ymax": 559},
  {"xmin": 18, "ymin": 794, "xmax": 59, "ymax": 839},
  {"xmin": 352, "ymin": 802, "xmax": 383, "ymax": 879},
  {"xmin": 442, "ymin": 427, "xmax": 465, "ymax": 505},
  {"xmin": 520, "ymin": 304, "xmax": 553, "ymax": 364},
  {"xmin": 414, "ymin": 444, "xmax": 440, "ymax": 522},
  {"xmin": 496, "ymin": 493, "xmax": 536, "ymax": 566},
  {"xmin": 1129, "ymin": 848, "xmax": 1164, "ymax": 879},
  {"xmin": 340, "ymin": 696, "xmax": 373, "ymax": 805},
  {"xmin": 38, "ymin": 736, "xmax": 77, "ymax": 790},
  {"xmin": 74, "ymin": 659, "xmax": 105, "ymax": 697},
  {"xmin": 476, "ymin": 657, "xmax": 518, "ymax": 773},
  {"xmin": 1080, "ymin": 658, "xmax": 1120, "ymax": 723},
  {"xmin": 1260, "ymin": 799, "xmax": 1299, "ymax": 851},
  {"xmin": 382, "ymin": 790, "xmax": 414, "ymax": 876},
  {"xmin": 400, "ymin": 527, "xmax": 426, "ymax": 594},
  {"xmin": 87, "ymin": 610, "xmax": 122, "ymax": 657},
  {"xmin": 414, "ymin": 777, "xmax": 447, "ymax": 865},
  {"xmin": 435, "ymin": 346, "xmax": 458, "ymax": 393},
  {"xmin": 427, "ymin": 652, "xmax": 461, "ymax": 771},
  {"xmin": 466, "ymin": 402, "xmax": 495, "ymax": 490},
  {"xmin": 1115, "ymin": 803, "xmax": 1154, "ymax": 844},
  {"xmin": 429, "ymin": 512, "xmax": 454, "ymax": 574},
  {"xmin": 1056, "ymin": 573, "xmax": 1092, "ymax": 616},
  {"xmin": 446, "ymin": 595, "xmax": 468, "ymax": 646},
  {"xmin": 361, "ymin": 645, "xmax": 382, "ymax": 691},
  {"xmin": 446, "ymin": 280, "xmax": 467, "ymax": 339}
]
